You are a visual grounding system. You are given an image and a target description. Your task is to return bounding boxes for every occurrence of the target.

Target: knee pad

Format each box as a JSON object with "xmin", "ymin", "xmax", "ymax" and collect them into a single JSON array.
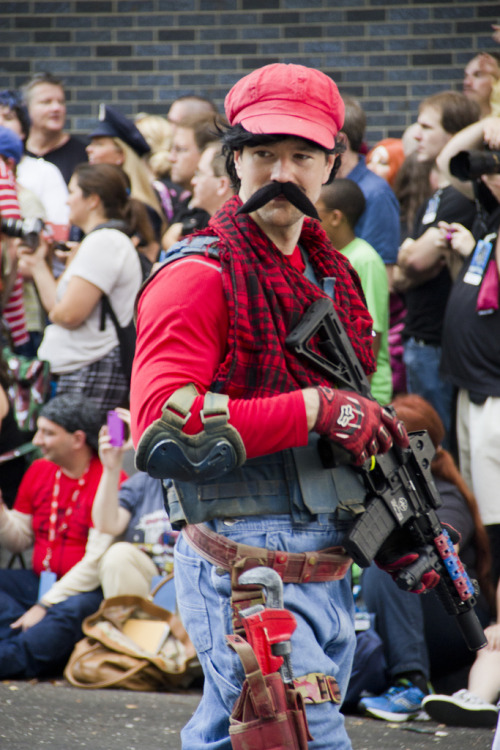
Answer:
[{"xmin": 135, "ymin": 384, "xmax": 246, "ymax": 481}]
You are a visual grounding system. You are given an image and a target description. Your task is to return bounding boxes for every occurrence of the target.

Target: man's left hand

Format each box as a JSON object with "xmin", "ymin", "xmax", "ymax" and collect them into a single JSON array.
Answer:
[
  {"xmin": 375, "ymin": 529, "xmax": 441, "ymax": 594},
  {"xmin": 376, "ymin": 552, "xmax": 440, "ymax": 594}
]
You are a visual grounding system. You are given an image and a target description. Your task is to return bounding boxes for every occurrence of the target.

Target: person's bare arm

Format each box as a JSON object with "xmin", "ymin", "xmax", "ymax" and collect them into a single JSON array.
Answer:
[
  {"xmin": 392, "ymin": 263, "xmax": 418, "ymax": 293},
  {"xmin": 18, "ymin": 233, "xmax": 102, "ymax": 325},
  {"xmin": 397, "ymin": 230, "xmax": 449, "ymax": 276},
  {"xmin": 161, "ymin": 223, "xmax": 184, "ymax": 251},
  {"xmin": 303, "ymin": 388, "xmax": 320, "ymax": 431},
  {"xmin": 0, "ymin": 500, "xmax": 34, "ymax": 553},
  {"xmin": 385, "ymin": 263, "xmax": 395, "ymax": 293},
  {"xmin": 48, "ymin": 276, "xmax": 102, "ymax": 329},
  {"xmin": 1, "ymin": 238, "xmax": 22, "ymax": 305},
  {"xmin": 92, "ymin": 408, "xmax": 133, "ymax": 536},
  {"xmin": 436, "ymin": 117, "xmax": 500, "ymax": 200},
  {"xmin": 17, "ymin": 234, "xmax": 58, "ymax": 312}
]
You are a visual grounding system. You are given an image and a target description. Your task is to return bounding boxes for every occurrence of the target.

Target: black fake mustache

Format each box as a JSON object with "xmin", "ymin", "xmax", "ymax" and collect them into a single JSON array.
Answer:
[{"xmin": 236, "ymin": 181, "xmax": 320, "ymax": 220}]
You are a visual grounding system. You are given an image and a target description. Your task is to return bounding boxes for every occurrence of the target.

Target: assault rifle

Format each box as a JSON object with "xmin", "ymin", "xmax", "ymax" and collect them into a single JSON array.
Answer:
[{"xmin": 286, "ymin": 297, "xmax": 486, "ymax": 652}]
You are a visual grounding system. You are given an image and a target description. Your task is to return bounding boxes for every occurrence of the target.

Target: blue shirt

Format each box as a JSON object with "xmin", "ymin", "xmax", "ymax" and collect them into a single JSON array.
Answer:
[
  {"xmin": 347, "ymin": 156, "xmax": 400, "ymax": 265},
  {"xmin": 119, "ymin": 472, "xmax": 176, "ymax": 573}
]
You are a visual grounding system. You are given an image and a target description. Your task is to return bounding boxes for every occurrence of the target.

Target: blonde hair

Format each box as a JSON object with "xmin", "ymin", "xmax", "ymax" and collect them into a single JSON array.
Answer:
[
  {"xmin": 135, "ymin": 113, "xmax": 173, "ymax": 179},
  {"xmin": 113, "ymin": 137, "xmax": 164, "ymax": 220}
]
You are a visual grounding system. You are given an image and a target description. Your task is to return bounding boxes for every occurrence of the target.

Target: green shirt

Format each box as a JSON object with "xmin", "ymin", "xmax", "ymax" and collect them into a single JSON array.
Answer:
[{"xmin": 340, "ymin": 237, "xmax": 392, "ymax": 405}]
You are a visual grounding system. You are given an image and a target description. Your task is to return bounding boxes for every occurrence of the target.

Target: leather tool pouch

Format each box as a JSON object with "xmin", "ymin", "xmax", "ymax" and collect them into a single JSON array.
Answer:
[{"xmin": 226, "ymin": 634, "xmax": 312, "ymax": 750}]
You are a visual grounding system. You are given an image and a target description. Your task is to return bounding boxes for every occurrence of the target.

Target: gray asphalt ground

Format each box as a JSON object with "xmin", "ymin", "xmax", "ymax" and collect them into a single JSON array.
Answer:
[{"xmin": 0, "ymin": 679, "xmax": 495, "ymax": 750}]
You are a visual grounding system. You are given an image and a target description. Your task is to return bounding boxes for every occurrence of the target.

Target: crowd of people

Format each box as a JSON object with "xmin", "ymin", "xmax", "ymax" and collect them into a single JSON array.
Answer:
[{"xmin": 0, "ymin": 42, "xmax": 500, "ymax": 750}]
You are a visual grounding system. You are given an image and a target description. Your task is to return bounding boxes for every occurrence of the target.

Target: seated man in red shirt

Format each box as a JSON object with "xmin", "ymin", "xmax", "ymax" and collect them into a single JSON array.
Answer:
[{"xmin": 0, "ymin": 393, "xmax": 126, "ymax": 679}]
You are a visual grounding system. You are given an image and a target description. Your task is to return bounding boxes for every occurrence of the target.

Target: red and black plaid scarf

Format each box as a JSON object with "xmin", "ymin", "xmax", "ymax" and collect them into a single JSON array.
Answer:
[{"xmin": 196, "ymin": 195, "xmax": 375, "ymax": 399}]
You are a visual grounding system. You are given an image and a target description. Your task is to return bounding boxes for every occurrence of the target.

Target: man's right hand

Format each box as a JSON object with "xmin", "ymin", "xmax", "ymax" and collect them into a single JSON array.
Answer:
[
  {"xmin": 98, "ymin": 408, "xmax": 133, "ymax": 471},
  {"xmin": 313, "ymin": 386, "xmax": 409, "ymax": 465}
]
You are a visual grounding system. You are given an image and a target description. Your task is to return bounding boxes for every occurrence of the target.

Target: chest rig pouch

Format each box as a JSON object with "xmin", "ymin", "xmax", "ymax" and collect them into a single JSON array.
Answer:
[{"xmin": 142, "ymin": 237, "xmax": 366, "ymax": 524}]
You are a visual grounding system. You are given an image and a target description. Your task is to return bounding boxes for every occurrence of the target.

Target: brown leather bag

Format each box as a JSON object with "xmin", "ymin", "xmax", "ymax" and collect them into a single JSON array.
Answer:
[
  {"xmin": 226, "ymin": 634, "xmax": 312, "ymax": 750},
  {"xmin": 64, "ymin": 589, "xmax": 201, "ymax": 691}
]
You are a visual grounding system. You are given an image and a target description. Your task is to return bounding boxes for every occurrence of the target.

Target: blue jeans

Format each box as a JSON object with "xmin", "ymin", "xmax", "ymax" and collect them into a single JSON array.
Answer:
[
  {"xmin": 361, "ymin": 563, "xmax": 430, "ymax": 681},
  {"xmin": 403, "ymin": 337, "xmax": 453, "ymax": 446},
  {"xmin": 175, "ymin": 514, "xmax": 356, "ymax": 750},
  {"xmin": 0, "ymin": 569, "xmax": 103, "ymax": 678}
]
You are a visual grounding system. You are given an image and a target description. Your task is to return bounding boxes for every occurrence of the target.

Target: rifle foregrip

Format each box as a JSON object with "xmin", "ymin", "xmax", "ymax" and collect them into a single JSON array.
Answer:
[
  {"xmin": 342, "ymin": 496, "xmax": 397, "ymax": 568},
  {"xmin": 394, "ymin": 550, "xmax": 436, "ymax": 592}
]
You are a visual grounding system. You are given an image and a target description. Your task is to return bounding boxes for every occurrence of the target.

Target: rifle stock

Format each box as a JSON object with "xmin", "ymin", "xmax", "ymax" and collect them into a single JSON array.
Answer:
[{"xmin": 286, "ymin": 298, "xmax": 486, "ymax": 651}]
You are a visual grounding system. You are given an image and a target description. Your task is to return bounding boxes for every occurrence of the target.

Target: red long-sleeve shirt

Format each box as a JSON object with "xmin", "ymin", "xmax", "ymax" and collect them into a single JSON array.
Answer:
[{"xmin": 131, "ymin": 249, "xmax": 309, "ymax": 458}]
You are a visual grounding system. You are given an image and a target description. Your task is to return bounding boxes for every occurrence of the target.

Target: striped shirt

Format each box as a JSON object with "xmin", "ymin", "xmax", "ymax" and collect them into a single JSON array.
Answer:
[{"xmin": 0, "ymin": 158, "xmax": 29, "ymax": 348}]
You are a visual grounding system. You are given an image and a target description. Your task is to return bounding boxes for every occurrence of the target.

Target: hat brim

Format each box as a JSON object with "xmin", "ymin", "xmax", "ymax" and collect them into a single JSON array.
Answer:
[
  {"xmin": 89, "ymin": 122, "xmax": 117, "ymax": 140},
  {"xmin": 237, "ymin": 112, "xmax": 335, "ymax": 150}
]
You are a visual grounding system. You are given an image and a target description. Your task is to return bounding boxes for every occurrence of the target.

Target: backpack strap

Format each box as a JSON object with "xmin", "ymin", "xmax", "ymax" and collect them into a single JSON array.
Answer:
[
  {"xmin": 99, "ymin": 296, "xmax": 135, "ymax": 383},
  {"xmin": 162, "ymin": 235, "xmax": 221, "ymax": 266},
  {"xmin": 135, "ymin": 235, "xmax": 222, "ymax": 311},
  {"xmin": 99, "ymin": 295, "xmax": 120, "ymax": 334}
]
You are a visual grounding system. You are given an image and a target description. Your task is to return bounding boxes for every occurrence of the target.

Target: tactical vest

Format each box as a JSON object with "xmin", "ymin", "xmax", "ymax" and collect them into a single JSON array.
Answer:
[{"xmin": 160, "ymin": 237, "xmax": 366, "ymax": 525}]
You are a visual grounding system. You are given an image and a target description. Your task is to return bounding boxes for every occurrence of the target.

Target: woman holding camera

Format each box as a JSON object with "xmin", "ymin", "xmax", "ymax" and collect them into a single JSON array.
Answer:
[
  {"xmin": 18, "ymin": 163, "xmax": 142, "ymax": 418},
  {"xmin": 437, "ymin": 115, "xmax": 500, "ymax": 587}
]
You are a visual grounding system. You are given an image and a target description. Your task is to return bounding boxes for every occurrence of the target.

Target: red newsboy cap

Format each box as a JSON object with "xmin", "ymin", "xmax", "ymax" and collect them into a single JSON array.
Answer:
[{"xmin": 224, "ymin": 63, "xmax": 344, "ymax": 150}]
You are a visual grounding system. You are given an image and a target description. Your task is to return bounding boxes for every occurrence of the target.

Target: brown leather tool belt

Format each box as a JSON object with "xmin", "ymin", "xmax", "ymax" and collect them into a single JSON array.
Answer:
[
  {"xmin": 182, "ymin": 523, "xmax": 352, "ymax": 583},
  {"xmin": 183, "ymin": 523, "xmax": 349, "ymax": 707}
]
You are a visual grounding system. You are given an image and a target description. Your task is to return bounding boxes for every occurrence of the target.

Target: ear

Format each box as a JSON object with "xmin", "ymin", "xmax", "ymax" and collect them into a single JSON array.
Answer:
[
  {"xmin": 234, "ymin": 149, "xmax": 243, "ymax": 181},
  {"xmin": 324, "ymin": 208, "xmax": 344, "ymax": 229},
  {"xmin": 72, "ymin": 429, "xmax": 88, "ymax": 451},
  {"xmin": 216, "ymin": 175, "xmax": 231, "ymax": 197},
  {"xmin": 87, "ymin": 192, "xmax": 101, "ymax": 211},
  {"xmin": 326, "ymin": 209, "xmax": 344, "ymax": 228},
  {"xmin": 323, "ymin": 153, "xmax": 336, "ymax": 185}
]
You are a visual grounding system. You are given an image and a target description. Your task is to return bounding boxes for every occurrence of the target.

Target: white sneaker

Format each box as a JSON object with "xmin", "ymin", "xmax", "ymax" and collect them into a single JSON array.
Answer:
[{"xmin": 422, "ymin": 689, "xmax": 498, "ymax": 728}]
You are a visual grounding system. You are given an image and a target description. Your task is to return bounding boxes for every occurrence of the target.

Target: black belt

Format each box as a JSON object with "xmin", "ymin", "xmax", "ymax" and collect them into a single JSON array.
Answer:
[{"xmin": 408, "ymin": 336, "xmax": 439, "ymax": 348}]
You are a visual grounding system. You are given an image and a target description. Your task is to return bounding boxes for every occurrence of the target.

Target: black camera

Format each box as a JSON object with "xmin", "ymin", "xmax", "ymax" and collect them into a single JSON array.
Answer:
[
  {"xmin": 180, "ymin": 214, "xmax": 202, "ymax": 235},
  {"xmin": 0, "ymin": 217, "xmax": 44, "ymax": 250},
  {"xmin": 449, "ymin": 149, "xmax": 500, "ymax": 181}
]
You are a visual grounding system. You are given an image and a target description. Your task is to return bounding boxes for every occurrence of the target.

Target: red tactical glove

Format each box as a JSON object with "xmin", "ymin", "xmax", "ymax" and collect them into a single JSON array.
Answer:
[
  {"xmin": 374, "ymin": 527, "xmax": 445, "ymax": 594},
  {"xmin": 313, "ymin": 386, "xmax": 409, "ymax": 466},
  {"xmin": 376, "ymin": 552, "xmax": 441, "ymax": 594}
]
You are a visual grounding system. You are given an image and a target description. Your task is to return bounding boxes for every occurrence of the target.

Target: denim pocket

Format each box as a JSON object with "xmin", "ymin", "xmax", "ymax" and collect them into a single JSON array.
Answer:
[{"xmin": 174, "ymin": 540, "xmax": 212, "ymax": 653}]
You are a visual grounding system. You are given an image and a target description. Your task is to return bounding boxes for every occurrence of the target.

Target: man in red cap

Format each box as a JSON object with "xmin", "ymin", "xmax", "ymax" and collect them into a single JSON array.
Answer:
[{"xmin": 130, "ymin": 63, "xmax": 409, "ymax": 749}]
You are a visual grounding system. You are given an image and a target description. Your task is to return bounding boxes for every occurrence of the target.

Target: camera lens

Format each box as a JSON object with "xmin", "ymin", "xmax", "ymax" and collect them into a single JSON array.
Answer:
[
  {"xmin": 0, "ymin": 217, "xmax": 44, "ymax": 238},
  {"xmin": 450, "ymin": 150, "xmax": 500, "ymax": 181}
]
